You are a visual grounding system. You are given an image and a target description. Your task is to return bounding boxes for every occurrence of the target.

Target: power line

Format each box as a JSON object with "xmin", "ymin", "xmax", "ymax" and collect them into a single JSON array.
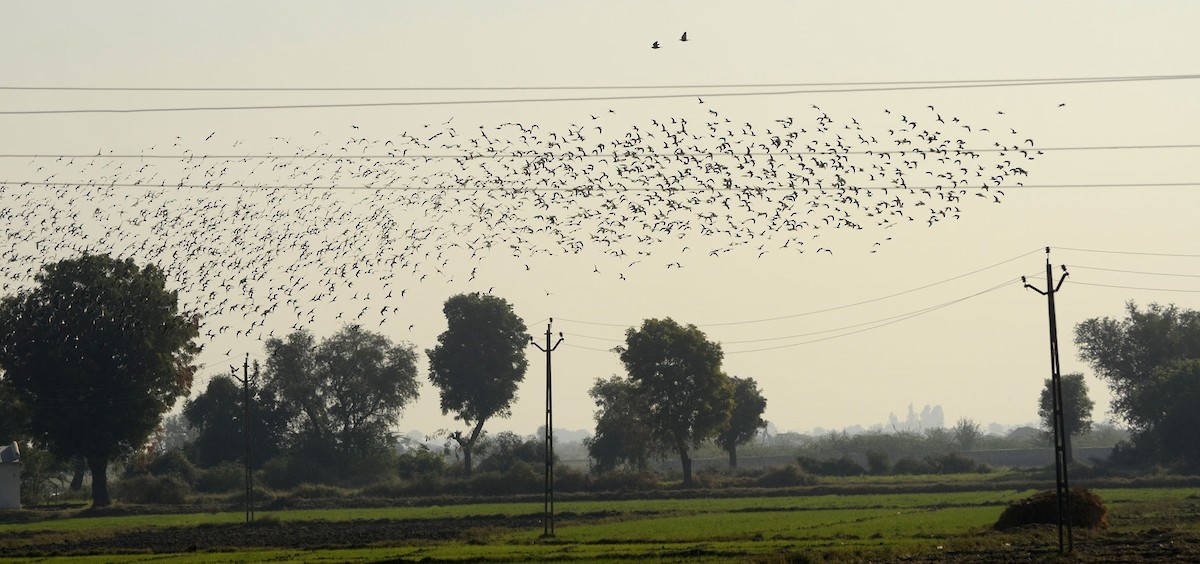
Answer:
[
  {"xmin": 566, "ymin": 273, "xmax": 1036, "ymax": 345},
  {"xmin": 1070, "ymin": 265, "xmax": 1200, "ymax": 278},
  {"xmin": 723, "ymin": 276, "xmax": 1021, "ymax": 354},
  {"xmin": 2, "ymin": 74, "xmax": 1197, "ymax": 116},
  {"xmin": 4, "ymin": 143, "xmax": 1197, "ymax": 161},
  {"xmin": 1072, "ymin": 281, "xmax": 1200, "ymax": 293},
  {"xmin": 1055, "ymin": 246, "xmax": 1200, "ymax": 258},
  {"xmin": 558, "ymin": 248, "xmax": 1042, "ymax": 328},
  {"xmin": 4, "ymin": 180, "xmax": 1199, "ymax": 192},
  {"xmin": 3, "ymin": 73, "xmax": 1195, "ymax": 92}
]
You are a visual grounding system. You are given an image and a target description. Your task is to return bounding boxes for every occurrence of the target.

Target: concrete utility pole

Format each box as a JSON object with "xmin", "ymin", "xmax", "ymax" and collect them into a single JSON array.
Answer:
[
  {"xmin": 530, "ymin": 319, "xmax": 563, "ymax": 538},
  {"xmin": 1023, "ymin": 247, "xmax": 1072, "ymax": 554}
]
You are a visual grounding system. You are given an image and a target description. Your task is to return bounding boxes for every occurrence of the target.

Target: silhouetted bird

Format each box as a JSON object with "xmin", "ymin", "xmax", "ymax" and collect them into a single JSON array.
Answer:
[
  {"xmin": 651, "ymin": 41, "xmax": 660, "ymax": 49},
  {"xmin": 680, "ymin": 32, "xmax": 688, "ymax": 42}
]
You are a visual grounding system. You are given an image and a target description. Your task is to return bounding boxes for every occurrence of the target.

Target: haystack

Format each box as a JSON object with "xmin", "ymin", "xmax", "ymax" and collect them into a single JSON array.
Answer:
[{"xmin": 994, "ymin": 487, "xmax": 1108, "ymax": 530}]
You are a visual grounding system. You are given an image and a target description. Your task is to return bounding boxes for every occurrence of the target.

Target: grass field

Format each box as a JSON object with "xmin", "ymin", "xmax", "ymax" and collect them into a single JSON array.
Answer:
[{"xmin": 0, "ymin": 484, "xmax": 1197, "ymax": 562}]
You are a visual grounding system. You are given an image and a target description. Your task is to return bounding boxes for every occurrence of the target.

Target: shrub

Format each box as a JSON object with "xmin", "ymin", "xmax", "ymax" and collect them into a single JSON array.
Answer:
[
  {"xmin": 396, "ymin": 446, "xmax": 447, "ymax": 479},
  {"xmin": 755, "ymin": 464, "xmax": 817, "ymax": 488},
  {"xmin": 467, "ymin": 462, "xmax": 542, "ymax": 496},
  {"xmin": 259, "ymin": 454, "xmax": 336, "ymax": 490},
  {"xmin": 892, "ymin": 456, "xmax": 935, "ymax": 475},
  {"xmin": 476, "ymin": 432, "xmax": 548, "ymax": 474},
  {"xmin": 796, "ymin": 455, "xmax": 865, "ymax": 477},
  {"xmin": 994, "ymin": 488, "xmax": 1109, "ymax": 530},
  {"xmin": 146, "ymin": 449, "xmax": 199, "ymax": 485},
  {"xmin": 588, "ymin": 470, "xmax": 660, "ymax": 493},
  {"xmin": 406, "ymin": 474, "xmax": 445, "ymax": 496},
  {"xmin": 358, "ymin": 477, "xmax": 408, "ymax": 498},
  {"xmin": 865, "ymin": 449, "xmax": 891, "ymax": 475},
  {"xmin": 289, "ymin": 483, "xmax": 346, "ymax": 500},
  {"xmin": 554, "ymin": 465, "xmax": 588, "ymax": 492},
  {"xmin": 114, "ymin": 475, "xmax": 190, "ymax": 505},
  {"xmin": 692, "ymin": 468, "xmax": 728, "ymax": 489},
  {"xmin": 467, "ymin": 471, "xmax": 508, "ymax": 496},
  {"xmin": 196, "ymin": 462, "xmax": 244, "ymax": 493},
  {"xmin": 925, "ymin": 452, "xmax": 979, "ymax": 474},
  {"xmin": 222, "ymin": 486, "xmax": 275, "ymax": 506}
]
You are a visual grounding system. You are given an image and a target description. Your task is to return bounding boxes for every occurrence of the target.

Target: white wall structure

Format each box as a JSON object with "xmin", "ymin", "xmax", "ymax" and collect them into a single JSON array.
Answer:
[{"xmin": 0, "ymin": 442, "xmax": 21, "ymax": 509}]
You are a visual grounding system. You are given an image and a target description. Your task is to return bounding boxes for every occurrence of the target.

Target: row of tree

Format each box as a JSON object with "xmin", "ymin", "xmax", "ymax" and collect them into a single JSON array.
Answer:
[
  {"xmin": 0, "ymin": 254, "xmax": 537, "ymax": 505},
  {"xmin": 185, "ymin": 291, "xmax": 530, "ymax": 486},
  {"xmin": 0, "ymin": 254, "xmax": 1195, "ymax": 506},
  {"xmin": 0, "ymin": 253, "xmax": 762, "ymax": 504}
]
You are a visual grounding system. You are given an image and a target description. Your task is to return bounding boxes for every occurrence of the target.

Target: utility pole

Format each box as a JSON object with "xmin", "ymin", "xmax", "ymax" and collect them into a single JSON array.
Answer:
[
  {"xmin": 231, "ymin": 354, "xmax": 257, "ymax": 524},
  {"xmin": 530, "ymin": 319, "xmax": 563, "ymax": 538},
  {"xmin": 1023, "ymin": 247, "xmax": 1072, "ymax": 554}
]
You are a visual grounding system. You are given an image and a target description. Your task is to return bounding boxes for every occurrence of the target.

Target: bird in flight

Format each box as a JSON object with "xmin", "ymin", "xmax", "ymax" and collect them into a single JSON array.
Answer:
[
  {"xmin": 651, "ymin": 41, "xmax": 660, "ymax": 49},
  {"xmin": 680, "ymin": 32, "xmax": 688, "ymax": 42}
]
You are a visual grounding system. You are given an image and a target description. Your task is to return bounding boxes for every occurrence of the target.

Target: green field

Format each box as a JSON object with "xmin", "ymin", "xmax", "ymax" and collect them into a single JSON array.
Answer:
[{"xmin": 1, "ymin": 486, "xmax": 1198, "ymax": 562}]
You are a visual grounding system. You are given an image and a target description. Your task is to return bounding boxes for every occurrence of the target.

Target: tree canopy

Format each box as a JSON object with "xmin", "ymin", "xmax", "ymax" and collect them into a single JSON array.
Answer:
[
  {"xmin": 1130, "ymin": 359, "xmax": 1200, "ymax": 471},
  {"xmin": 183, "ymin": 372, "xmax": 289, "ymax": 468},
  {"xmin": 586, "ymin": 374, "xmax": 659, "ymax": 473},
  {"xmin": 426, "ymin": 292, "xmax": 528, "ymax": 476},
  {"xmin": 1037, "ymin": 372, "xmax": 1094, "ymax": 463},
  {"xmin": 0, "ymin": 254, "xmax": 199, "ymax": 505},
  {"xmin": 715, "ymin": 376, "xmax": 767, "ymax": 469},
  {"xmin": 617, "ymin": 318, "xmax": 732, "ymax": 486},
  {"xmin": 1074, "ymin": 301, "xmax": 1200, "ymax": 429},
  {"xmin": 263, "ymin": 325, "xmax": 420, "ymax": 455}
]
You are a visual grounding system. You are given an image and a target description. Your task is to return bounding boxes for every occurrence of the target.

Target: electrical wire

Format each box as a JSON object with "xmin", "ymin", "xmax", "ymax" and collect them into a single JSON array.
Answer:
[
  {"xmin": 1070, "ymin": 265, "xmax": 1200, "ymax": 278},
  {"xmin": 3, "ymin": 72, "xmax": 1195, "ymax": 92},
  {"xmin": 560, "ymin": 275, "xmax": 1025, "ymax": 354},
  {"xmin": 1071, "ymin": 281, "xmax": 1200, "ymax": 293},
  {"xmin": 1054, "ymin": 246, "xmax": 1200, "ymax": 258},
  {"xmin": 4, "ymin": 180, "xmax": 1199, "ymax": 192},
  {"xmin": 4, "ymin": 143, "xmax": 1197, "ymax": 161},
  {"xmin": 723, "ymin": 276, "xmax": 1022, "ymax": 354},
  {"xmin": 2, "ymin": 74, "xmax": 1197, "ymax": 116},
  {"xmin": 559, "ymin": 248, "xmax": 1035, "ymax": 328}
]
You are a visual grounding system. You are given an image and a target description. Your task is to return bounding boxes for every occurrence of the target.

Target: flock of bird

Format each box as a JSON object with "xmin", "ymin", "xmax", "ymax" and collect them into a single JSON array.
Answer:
[{"xmin": 0, "ymin": 102, "xmax": 1040, "ymax": 350}]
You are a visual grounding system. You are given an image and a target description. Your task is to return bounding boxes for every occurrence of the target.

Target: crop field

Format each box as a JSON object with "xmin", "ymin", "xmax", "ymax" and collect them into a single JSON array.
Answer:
[{"xmin": 0, "ymin": 486, "xmax": 1198, "ymax": 562}]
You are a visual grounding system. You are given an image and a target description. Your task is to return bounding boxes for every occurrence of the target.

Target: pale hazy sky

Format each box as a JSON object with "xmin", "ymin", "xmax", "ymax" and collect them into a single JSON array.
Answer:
[{"xmin": 1, "ymin": 2, "xmax": 1198, "ymax": 438}]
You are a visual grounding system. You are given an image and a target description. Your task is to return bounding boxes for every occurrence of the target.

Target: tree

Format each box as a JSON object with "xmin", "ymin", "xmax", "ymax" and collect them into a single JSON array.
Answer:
[
  {"xmin": 183, "ymin": 373, "xmax": 289, "ymax": 468},
  {"xmin": 263, "ymin": 325, "xmax": 420, "ymax": 468},
  {"xmin": 1037, "ymin": 372, "xmax": 1094, "ymax": 464},
  {"xmin": 1128, "ymin": 359, "xmax": 1200, "ymax": 471},
  {"xmin": 952, "ymin": 417, "xmax": 983, "ymax": 451},
  {"xmin": 585, "ymin": 375, "xmax": 659, "ymax": 473},
  {"xmin": 617, "ymin": 318, "xmax": 733, "ymax": 486},
  {"xmin": 1074, "ymin": 302, "xmax": 1200, "ymax": 429},
  {"xmin": 715, "ymin": 376, "xmax": 767, "ymax": 469},
  {"xmin": 0, "ymin": 254, "xmax": 199, "ymax": 506},
  {"xmin": 426, "ymin": 293, "xmax": 528, "ymax": 477},
  {"xmin": 0, "ymin": 380, "xmax": 30, "ymax": 445}
]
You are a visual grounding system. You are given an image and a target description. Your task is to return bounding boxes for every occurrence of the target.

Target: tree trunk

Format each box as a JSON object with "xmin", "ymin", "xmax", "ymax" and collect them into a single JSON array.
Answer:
[
  {"xmin": 69, "ymin": 455, "xmax": 87, "ymax": 491},
  {"xmin": 679, "ymin": 446, "xmax": 693, "ymax": 487},
  {"xmin": 458, "ymin": 418, "xmax": 488, "ymax": 479},
  {"xmin": 86, "ymin": 454, "xmax": 110, "ymax": 507},
  {"xmin": 727, "ymin": 446, "xmax": 738, "ymax": 469}
]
